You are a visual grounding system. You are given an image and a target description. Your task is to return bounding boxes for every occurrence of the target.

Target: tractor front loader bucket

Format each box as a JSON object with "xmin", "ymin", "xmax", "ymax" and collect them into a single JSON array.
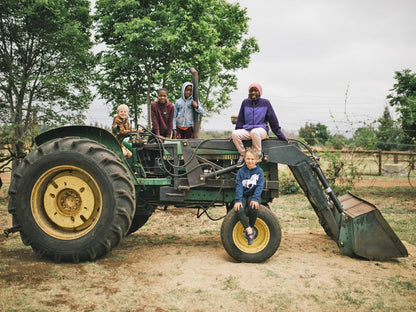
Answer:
[{"xmin": 337, "ymin": 193, "xmax": 408, "ymax": 260}]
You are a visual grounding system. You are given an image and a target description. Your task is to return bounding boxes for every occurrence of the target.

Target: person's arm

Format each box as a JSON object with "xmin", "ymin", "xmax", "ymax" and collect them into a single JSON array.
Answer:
[
  {"xmin": 235, "ymin": 102, "xmax": 245, "ymax": 130},
  {"xmin": 192, "ymin": 100, "xmax": 205, "ymax": 116},
  {"xmin": 114, "ymin": 117, "xmax": 131, "ymax": 136},
  {"xmin": 251, "ymin": 169, "xmax": 264, "ymax": 203},
  {"xmin": 172, "ymin": 102, "xmax": 178, "ymax": 130},
  {"xmin": 120, "ymin": 122, "xmax": 131, "ymax": 136},
  {"xmin": 172, "ymin": 102, "xmax": 179, "ymax": 138},
  {"xmin": 267, "ymin": 102, "xmax": 288, "ymax": 142},
  {"xmin": 166, "ymin": 103, "xmax": 174, "ymax": 138},
  {"xmin": 234, "ymin": 201, "xmax": 243, "ymax": 211},
  {"xmin": 234, "ymin": 169, "xmax": 244, "ymax": 203},
  {"xmin": 150, "ymin": 103, "xmax": 160, "ymax": 135}
]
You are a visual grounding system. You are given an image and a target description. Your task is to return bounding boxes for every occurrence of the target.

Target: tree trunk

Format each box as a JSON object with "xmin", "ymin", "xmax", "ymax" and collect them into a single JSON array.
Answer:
[{"xmin": 146, "ymin": 82, "xmax": 151, "ymax": 129}]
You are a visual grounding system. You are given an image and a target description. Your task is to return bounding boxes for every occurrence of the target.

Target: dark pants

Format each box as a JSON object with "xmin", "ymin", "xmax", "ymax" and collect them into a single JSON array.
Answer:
[
  {"xmin": 176, "ymin": 127, "xmax": 194, "ymax": 139},
  {"xmin": 236, "ymin": 196, "xmax": 258, "ymax": 229}
]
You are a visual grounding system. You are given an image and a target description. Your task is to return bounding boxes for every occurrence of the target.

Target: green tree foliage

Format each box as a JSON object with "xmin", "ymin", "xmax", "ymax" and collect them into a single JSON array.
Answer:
[
  {"xmin": 387, "ymin": 69, "xmax": 416, "ymax": 148},
  {"xmin": 376, "ymin": 106, "xmax": 404, "ymax": 151},
  {"xmin": 0, "ymin": 0, "xmax": 96, "ymax": 167},
  {"xmin": 353, "ymin": 126, "xmax": 377, "ymax": 150},
  {"xmin": 298, "ymin": 122, "xmax": 330, "ymax": 146},
  {"xmin": 349, "ymin": 107, "xmax": 408, "ymax": 151},
  {"xmin": 94, "ymin": 0, "xmax": 259, "ymax": 131}
]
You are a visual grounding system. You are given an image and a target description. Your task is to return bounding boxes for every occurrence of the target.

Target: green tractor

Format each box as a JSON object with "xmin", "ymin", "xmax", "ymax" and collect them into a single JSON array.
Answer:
[{"xmin": 6, "ymin": 125, "xmax": 408, "ymax": 263}]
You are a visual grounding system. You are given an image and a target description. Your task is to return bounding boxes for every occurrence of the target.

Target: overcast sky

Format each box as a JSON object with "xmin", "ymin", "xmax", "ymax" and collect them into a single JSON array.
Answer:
[{"xmin": 87, "ymin": 0, "xmax": 416, "ymax": 136}]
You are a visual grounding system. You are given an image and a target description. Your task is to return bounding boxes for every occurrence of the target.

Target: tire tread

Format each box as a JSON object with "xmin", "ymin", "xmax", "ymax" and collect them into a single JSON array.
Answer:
[{"xmin": 8, "ymin": 137, "xmax": 135, "ymax": 262}]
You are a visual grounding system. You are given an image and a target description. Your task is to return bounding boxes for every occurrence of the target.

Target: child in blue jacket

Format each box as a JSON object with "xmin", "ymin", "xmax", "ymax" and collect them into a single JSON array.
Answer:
[
  {"xmin": 173, "ymin": 82, "xmax": 205, "ymax": 139},
  {"xmin": 233, "ymin": 147, "xmax": 264, "ymax": 245}
]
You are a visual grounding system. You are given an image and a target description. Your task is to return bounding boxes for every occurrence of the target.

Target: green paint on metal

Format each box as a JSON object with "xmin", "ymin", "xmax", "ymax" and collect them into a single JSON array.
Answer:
[
  {"xmin": 162, "ymin": 140, "xmax": 182, "ymax": 155},
  {"xmin": 338, "ymin": 215, "xmax": 355, "ymax": 257},
  {"xmin": 186, "ymin": 189, "xmax": 235, "ymax": 202},
  {"xmin": 35, "ymin": 125, "xmax": 124, "ymax": 158},
  {"xmin": 136, "ymin": 178, "xmax": 172, "ymax": 185},
  {"xmin": 337, "ymin": 193, "xmax": 408, "ymax": 260},
  {"xmin": 196, "ymin": 148, "xmax": 239, "ymax": 155}
]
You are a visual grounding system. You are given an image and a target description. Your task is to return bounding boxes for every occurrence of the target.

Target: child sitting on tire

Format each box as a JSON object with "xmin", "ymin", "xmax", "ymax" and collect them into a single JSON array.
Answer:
[{"xmin": 233, "ymin": 147, "xmax": 264, "ymax": 245}]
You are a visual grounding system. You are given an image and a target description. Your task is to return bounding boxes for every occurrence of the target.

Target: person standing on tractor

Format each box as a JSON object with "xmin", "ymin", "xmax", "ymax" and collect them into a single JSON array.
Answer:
[
  {"xmin": 234, "ymin": 147, "xmax": 265, "ymax": 245},
  {"xmin": 151, "ymin": 88, "xmax": 174, "ymax": 139},
  {"xmin": 173, "ymin": 82, "xmax": 205, "ymax": 139},
  {"xmin": 112, "ymin": 104, "xmax": 133, "ymax": 158},
  {"xmin": 232, "ymin": 83, "xmax": 288, "ymax": 167}
]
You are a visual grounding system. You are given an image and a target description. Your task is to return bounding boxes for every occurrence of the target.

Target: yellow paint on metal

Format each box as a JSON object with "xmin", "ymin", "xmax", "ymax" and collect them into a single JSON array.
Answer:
[
  {"xmin": 43, "ymin": 174, "xmax": 95, "ymax": 228},
  {"xmin": 31, "ymin": 166, "xmax": 102, "ymax": 240},
  {"xmin": 233, "ymin": 218, "xmax": 270, "ymax": 254}
]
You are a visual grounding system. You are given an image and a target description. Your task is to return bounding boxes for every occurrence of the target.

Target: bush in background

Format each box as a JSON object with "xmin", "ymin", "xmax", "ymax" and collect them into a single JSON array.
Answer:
[{"xmin": 279, "ymin": 172, "xmax": 301, "ymax": 195}]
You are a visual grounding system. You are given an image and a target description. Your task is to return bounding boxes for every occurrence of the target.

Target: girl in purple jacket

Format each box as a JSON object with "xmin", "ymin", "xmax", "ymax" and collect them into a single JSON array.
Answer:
[{"xmin": 232, "ymin": 83, "xmax": 288, "ymax": 167}]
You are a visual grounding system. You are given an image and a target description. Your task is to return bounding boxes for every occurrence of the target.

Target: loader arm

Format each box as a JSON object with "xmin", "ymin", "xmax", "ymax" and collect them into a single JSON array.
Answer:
[
  {"xmin": 262, "ymin": 141, "xmax": 340, "ymax": 239},
  {"xmin": 262, "ymin": 139, "xmax": 408, "ymax": 260}
]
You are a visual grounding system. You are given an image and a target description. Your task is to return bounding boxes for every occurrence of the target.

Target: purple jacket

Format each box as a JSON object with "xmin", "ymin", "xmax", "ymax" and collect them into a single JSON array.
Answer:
[{"xmin": 235, "ymin": 97, "xmax": 287, "ymax": 141}]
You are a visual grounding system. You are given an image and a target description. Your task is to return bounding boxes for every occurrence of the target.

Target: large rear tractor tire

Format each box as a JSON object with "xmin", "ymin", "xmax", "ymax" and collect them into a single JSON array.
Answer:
[
  {"xmin": 8, "ymin": 137, "xmax": 135, "ymax": 262},
  {"xmin": 221, "ymin": 205, "xmax": 281, "ymax": 263},
  {"xmin": 127, "ymin": 214, "xmax": 149, "ymax": 235}
]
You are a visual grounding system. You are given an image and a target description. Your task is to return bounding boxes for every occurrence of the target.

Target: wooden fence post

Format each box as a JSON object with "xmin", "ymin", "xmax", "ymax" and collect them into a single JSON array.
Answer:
[{"xmin": 378, "ymin": 151, "xmax": 382, "ymax": 176}]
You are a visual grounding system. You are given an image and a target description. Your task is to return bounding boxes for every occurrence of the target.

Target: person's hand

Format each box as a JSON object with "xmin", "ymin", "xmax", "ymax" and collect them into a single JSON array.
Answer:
[
  {"xmin": 234, "ymin": 202, "xmax": 243, "ymax": 211},
  {"xmin": 250, "ymin": 201, "xmax": 259, "ymax": 210},
  {"xmin": 191, "ymin": 100, "xmax": 198, "ymax": 108},
  {"xmin": 172, "ymin": 130, "xmax": 177, "ymax": 139}
]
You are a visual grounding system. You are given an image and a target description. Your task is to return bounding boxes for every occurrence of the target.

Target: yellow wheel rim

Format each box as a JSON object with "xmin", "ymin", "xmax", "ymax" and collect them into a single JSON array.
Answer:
[
  {"xmin": 31, "ymin": 165, "xmax": 102, "ymax": 240},
  {"xmin": 233, "ymin": 218, "xmax": 270, "ymax": 254}
]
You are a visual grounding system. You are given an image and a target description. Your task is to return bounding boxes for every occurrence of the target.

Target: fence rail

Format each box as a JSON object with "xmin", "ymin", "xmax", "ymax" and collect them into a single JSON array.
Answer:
[{"xmin": 314, "ymin": 149, "xmax": 416, "ymax": 177}]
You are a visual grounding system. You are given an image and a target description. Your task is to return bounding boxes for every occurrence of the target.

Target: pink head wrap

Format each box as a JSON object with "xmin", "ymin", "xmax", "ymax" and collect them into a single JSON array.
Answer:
[{"xmin": 248, "ymin": 83, "xmax": 262, "ymax": 96}]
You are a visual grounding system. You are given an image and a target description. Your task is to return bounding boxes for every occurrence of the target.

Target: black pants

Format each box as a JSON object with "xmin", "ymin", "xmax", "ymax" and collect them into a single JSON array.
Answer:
[{"xmin": 236, "ymin": 196, "xmax": 258, "ymax": 229}]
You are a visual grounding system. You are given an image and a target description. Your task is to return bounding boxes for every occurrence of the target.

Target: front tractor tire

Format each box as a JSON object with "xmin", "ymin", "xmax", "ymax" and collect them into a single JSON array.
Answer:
[
  {"xmin": 8, "ymin": 137, "xmax": 135, "ymax": 262},
  {"xmin": 221, "ymin": 205, "xmax": 281, "ymax": 263}
]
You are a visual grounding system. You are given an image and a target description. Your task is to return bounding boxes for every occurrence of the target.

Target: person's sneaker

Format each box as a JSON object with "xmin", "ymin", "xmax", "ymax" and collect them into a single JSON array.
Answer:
[
  {"xmin": 236, "ymin": 156, "xmax": 245, "ymax": 167},
  {"xmin": 247, "ymin": 229, "xmax": 256, "ymax": 245},
  {"xmin": 257, "ymin": 152, "xmax": 263, "ymax": 162}
]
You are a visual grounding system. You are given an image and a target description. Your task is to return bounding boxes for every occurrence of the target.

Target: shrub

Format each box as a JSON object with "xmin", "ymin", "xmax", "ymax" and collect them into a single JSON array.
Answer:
[{"xmin": 279, "ymin": 172, "xmax": 301, "ymax": 195}]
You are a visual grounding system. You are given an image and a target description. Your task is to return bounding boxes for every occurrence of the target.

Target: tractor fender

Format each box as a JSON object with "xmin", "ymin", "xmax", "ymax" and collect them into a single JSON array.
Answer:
[{"xmin": 35, "ymin": 125, "xmax": 123, "ymax": 158}]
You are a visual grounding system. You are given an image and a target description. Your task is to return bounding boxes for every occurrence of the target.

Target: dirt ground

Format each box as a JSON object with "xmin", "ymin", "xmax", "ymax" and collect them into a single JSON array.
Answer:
[{"xmin": 0, "ymin": 173, "xmax": 415, "ymax": 312}]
